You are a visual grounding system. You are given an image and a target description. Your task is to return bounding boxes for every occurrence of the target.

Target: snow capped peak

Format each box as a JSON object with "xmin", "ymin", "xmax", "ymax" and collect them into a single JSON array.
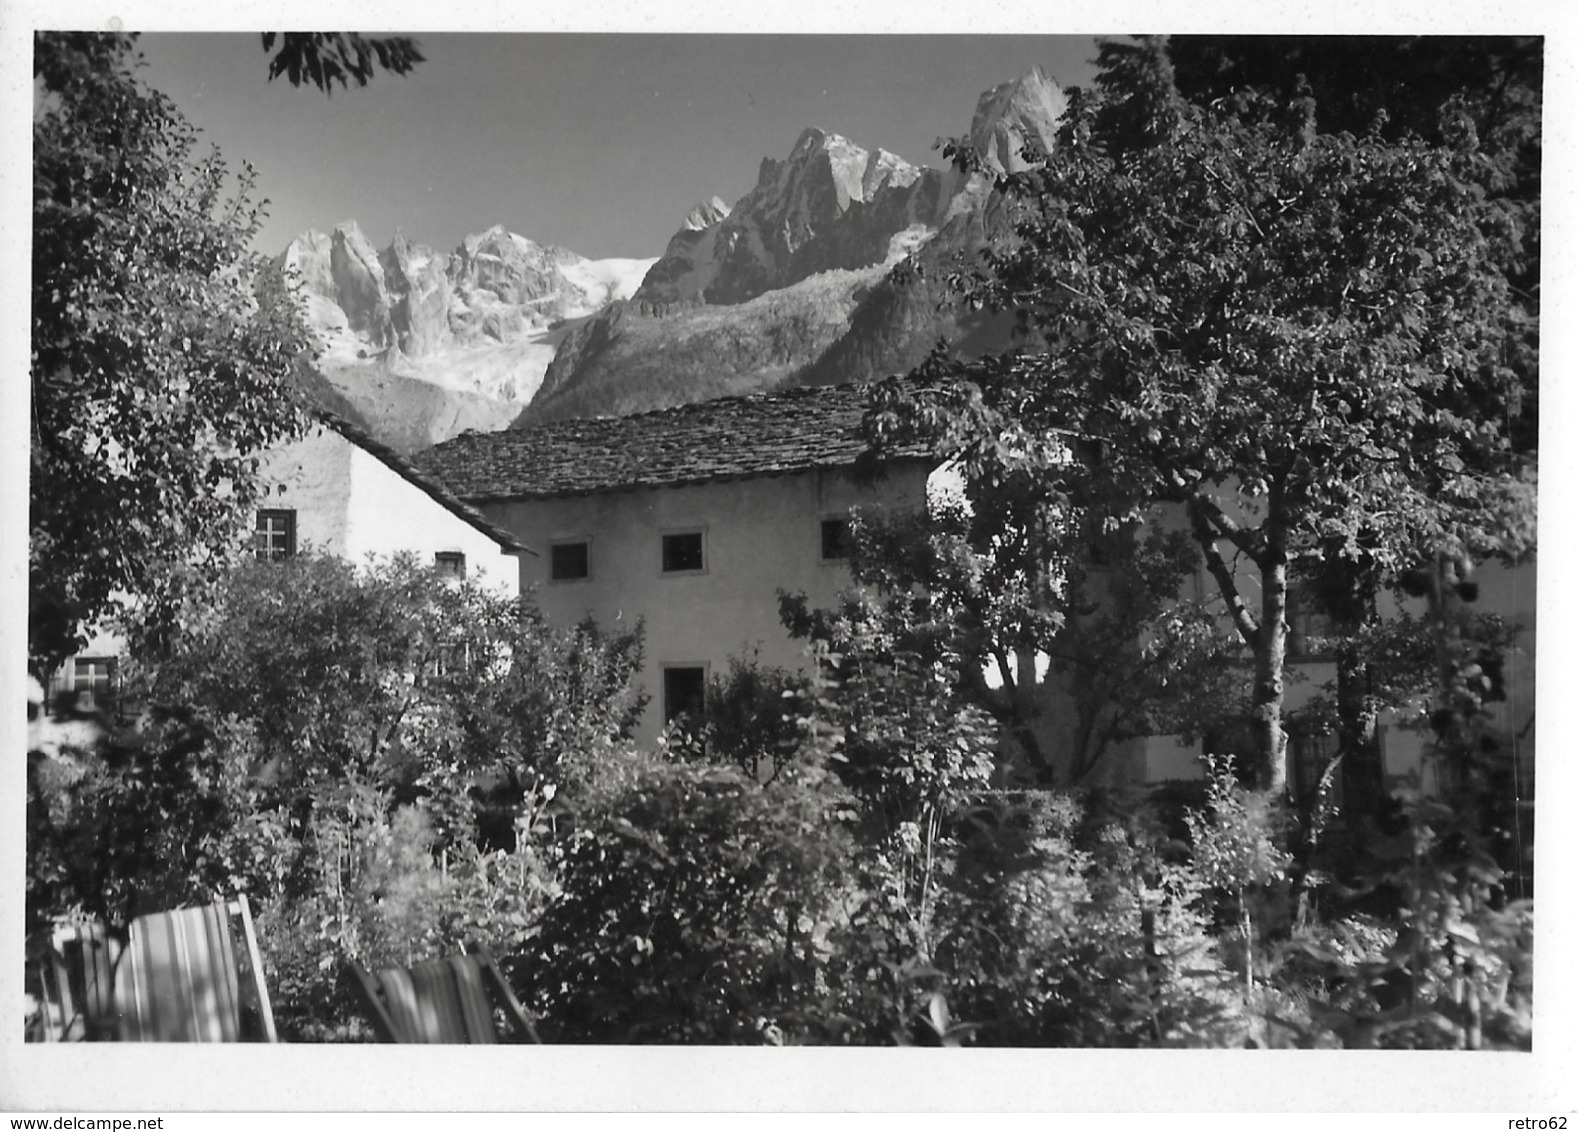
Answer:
[
  {"xmin": 967, "ymin": 65, "xmax": 1067, "ymax": 174},
  {"xmin": 863, "ymin": 148, "xmax": 922, "ymax": 196},
  {"xmin": 684, "ymin": 197, "xmax": 732, "ymax": 232}
]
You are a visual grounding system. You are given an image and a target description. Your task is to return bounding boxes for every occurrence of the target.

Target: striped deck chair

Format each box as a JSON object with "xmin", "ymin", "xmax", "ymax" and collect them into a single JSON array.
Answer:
[
  {"xmin": 26, "ymin": 921, "xmax": 122, "ymax": 1041},
  {"xmin": 112, "ymin": 895, "xmax": 278, "ymax": 1042},
  {"xmin": 349, "ymin": 950, "xmax": 541, "ymax": 1044}
]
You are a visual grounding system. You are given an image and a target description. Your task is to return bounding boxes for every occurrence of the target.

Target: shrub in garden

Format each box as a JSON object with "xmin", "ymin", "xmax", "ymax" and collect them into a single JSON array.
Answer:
[
  {"xmin": 914, "ymin": 788, "xmax": 1246, "ymax": 1047},
  {"xmin": 687, "ymin": 650, "xmax": 810, "ymax": 783},
  {"xmin": 519, "ymin": 749, "xmax": 857, "ymax": 1043},
  {"xmin": 27, "ymin": 552, "xmax": 644, "ymax": 1039},
  {"xmin": 258, "ymin": 785, "xmax": 557, "ymax": 1042}
]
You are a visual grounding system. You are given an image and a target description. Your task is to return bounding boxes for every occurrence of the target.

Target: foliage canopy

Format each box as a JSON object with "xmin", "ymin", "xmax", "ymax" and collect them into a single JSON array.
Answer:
[
  {"xmin": 871, "ymin": 37, "xmax": 1536, "ymax": 791},
  {"xmin": 31, "ymin": 33, "xmax": 315, "ymax": 673}
]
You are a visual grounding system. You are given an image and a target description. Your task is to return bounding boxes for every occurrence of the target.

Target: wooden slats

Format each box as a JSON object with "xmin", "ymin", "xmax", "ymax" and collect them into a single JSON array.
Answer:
[
  {"xmin": 351, "ymin": 950, "xmax": 538, "ymax": 1044},
  {"xmin": 26, "ymin": 922, "xmax": 122, "ymax": 1041},
  {"xmin": 117, "ymin": 902, "xmax": 243, "ymax": 1041},
  {"xmin": 28, "ymin": 897, "xmax": 275, "ymax": 1043}
]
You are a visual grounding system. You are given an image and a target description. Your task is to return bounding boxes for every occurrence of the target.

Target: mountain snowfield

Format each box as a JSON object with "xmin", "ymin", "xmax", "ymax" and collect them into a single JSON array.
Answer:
[
  {"xmin": 278, "ymin": 222, "xmax": 655, "ymax": 450},
  {"xmin": 281, "ymin": 67, "xmax": 1068, "ymax": 451}
]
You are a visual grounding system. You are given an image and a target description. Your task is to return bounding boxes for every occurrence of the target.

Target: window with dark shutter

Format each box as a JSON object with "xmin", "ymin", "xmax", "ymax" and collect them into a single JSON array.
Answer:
[
  {"xmin": 820, "ymin": 518, "xmax": 852, "ymax": 561},
  {"xmin": 1289, "ymin": 723, "xmax": 1343, "ymax": 808},
  {"xmin": 550, "ymin": 540, "xmax": 591, "ymax": 581},
  {"xmin": 662, "ymin": 665, "xmax": 707, "ymax": 726},
  {"xmin": 661, "ymin": 532, "xmax": 704, "ymax": 573}
]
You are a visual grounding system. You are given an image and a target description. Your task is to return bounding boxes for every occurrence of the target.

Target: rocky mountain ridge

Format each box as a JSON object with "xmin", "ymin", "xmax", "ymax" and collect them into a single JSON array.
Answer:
[
  {"xmin": 280, "ymin": 221, "xmax": 655, "ymax": 451},
  {"xmin": 285, "ymin": 66, "xmax": 1067, "ymax": 447},
  {"xmin": 516, "ymin": 66, "xmax": 1066, "ymax": 425}
]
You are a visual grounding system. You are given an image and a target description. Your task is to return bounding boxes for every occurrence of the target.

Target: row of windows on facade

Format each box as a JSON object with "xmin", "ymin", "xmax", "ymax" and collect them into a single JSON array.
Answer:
[
  {"xmin": 253, "ymin": 509, "xmax": 466, "ymax": 576},
  {"xmin": 548, "ymin": 519, "xmax": 853, "ymax": 582},
  {"xmin": 256, "ymin": 509, "xmax": 1332, "ymax": 649}
]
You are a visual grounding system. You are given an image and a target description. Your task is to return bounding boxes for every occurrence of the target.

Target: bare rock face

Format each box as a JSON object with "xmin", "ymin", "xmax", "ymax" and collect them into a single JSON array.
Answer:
[
  {"xmin": 327, "ymin": 222, "xmax": 396, "ymax": 349},
  {"xmin": 683, "ymin": 196, "xmax": 731, "ymax": 231},
  {"xmin": 968, "ymin": 65, "xmax": 1068, "ymax": 174},
  {"xmin": 276, "ymin": 222, "xmax": 655, "ymax": 451},
  {"xmin": 278, "ymin": 68, "xmax": 1066, "ymax": 448},
  {"xmin": 381, "ymin": 232, "xmax": 453, "ymax": 357},
  {"xmin": 631, "ymin": 69, "xmax": 1065, "ymax": 311},
  {"xmin": 634, "ymin": 127, "xmax": 955, "ymax": 307}
]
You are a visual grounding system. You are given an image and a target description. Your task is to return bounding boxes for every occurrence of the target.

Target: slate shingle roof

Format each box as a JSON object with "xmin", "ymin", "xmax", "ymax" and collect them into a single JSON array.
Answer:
[
  {"xmin": 412, "ymin": 383, "xmax": 935, "ymax": 502},
  {"xmin": 312, "ymin": 410, "xmax": 537, "ymax": 555}
]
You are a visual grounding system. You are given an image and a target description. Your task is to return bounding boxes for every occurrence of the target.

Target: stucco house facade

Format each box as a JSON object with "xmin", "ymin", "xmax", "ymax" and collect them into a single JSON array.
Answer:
[
  {"xmin": 417, "ymin": 384, "xmax": 940, "ymax": 744},
  {"xmin": 46, "ymin": 411, "xmax": 533, "ymax": 715}
]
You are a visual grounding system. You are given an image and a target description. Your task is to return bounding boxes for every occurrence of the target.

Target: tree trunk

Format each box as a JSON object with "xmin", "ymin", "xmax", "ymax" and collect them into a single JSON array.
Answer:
[{"xmin": 1254, "ymin": 550, "xmax": 1289, "ymax": 796}]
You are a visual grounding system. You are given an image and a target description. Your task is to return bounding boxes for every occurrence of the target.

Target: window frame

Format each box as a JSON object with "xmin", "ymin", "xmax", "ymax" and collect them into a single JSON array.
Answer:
[
  {"xmin": 1286, "ymin": 583, "xmax": 1337, "ymax": 663},
  {"xmin": 254, "ymin": 508, "xmax": 297, "ymax": 562},
  {"xmin": 659, "ymin": 528, "xmax": 707, "ymax": 576},
  {"xmin": 434, "ymin": 551, "xmax": 467, "ymax": 579},
  {"xmin": 548, "ymin": 538, "xmax": 593, "ymax": 583},
  {"xmin": 71, "ymin": 656, "xmax": 118, "ymax": 715},
  {"xmin": 1288, "ymin": 721, "xmax": 1344, "ymax": 808},
  {"xmin": 661, "ymin": 663, "xmax": 709, "ymax": 727},
  {"xmin": 819, "ymin": 516, "xmax": 853, "ymax": 564}
]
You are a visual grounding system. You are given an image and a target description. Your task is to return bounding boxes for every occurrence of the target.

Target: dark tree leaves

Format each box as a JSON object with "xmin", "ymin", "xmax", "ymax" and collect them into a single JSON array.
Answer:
[
  {"xmin": 880, "ymin": 36, "xmax": 1536, "ymax": 792},
  {"xmin": 260, "ymin": 33, "xmax": 425, "ymax": 95},
  {"xmin": 31, "ymin": 33, "xmax": 315, "ymax": 673}
]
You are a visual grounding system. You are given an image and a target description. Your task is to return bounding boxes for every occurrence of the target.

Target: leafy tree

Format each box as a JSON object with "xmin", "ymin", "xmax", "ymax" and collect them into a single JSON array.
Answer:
[
  {"xmin": 260, "ymin": 33, "xmax": 425, "ymax": 95},
  {"xmin": 31, "ymin": 33, "xmax": 315, "ymax": 674},
  {"xmin": 674, "ymin": 650, "xmax": 810, "ymax": 784},
  {"xmin": 875, "ymin": 36, "xmax": 1535, "ymax": 793},
  {"xmin": 1167, "ymin": 36, "xmax": 1541, "ymax": 207},
  {"xmin": 132, "ymin": 553, "xmax": 646, "ymax": 840},
  {"xmin": 831, "ymin": 490, "xmax": 1243, "ymax": 784},
  {"xmin": 1166, "ymin": 35, "xmax": 1541, "ymax": 820}
]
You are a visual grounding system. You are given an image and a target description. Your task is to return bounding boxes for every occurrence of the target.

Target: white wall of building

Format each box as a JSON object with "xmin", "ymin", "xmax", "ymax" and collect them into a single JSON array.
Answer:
[
  {"xmin": 479, "ymin": 462, "xmax": 933, "ymax": 744},
  {"xmin": 1124, "ymin": 489, "xmax": 1536, "ymax": 792},
  {"xmin": 259, "ymin": 425, "xmax": 522, "ymax": 596},
  {"xmin": 47, "ymin": 426, "xmax": 525, "ymax": 707}
]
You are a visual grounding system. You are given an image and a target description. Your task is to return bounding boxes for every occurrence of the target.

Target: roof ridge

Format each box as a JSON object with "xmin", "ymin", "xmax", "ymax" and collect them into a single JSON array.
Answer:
[
  {"xmin": 502, "ymin": 380, "xmax": 872, "ymax": 437},
  {"xmin": 413, "ymin": 380, "xmax": 934, "ymax": 503}
]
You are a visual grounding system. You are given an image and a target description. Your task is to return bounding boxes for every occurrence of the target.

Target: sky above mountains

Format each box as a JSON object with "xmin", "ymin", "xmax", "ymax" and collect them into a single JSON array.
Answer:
[{"xmin": 134, "ymin": 33, "xmax": 1101, "ymax": 261}]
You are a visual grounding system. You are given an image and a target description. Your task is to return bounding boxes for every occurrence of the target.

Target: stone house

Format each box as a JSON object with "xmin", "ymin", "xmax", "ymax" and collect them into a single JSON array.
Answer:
[{"xmin": 416, "ymin": 384, "xmax": 941, "ymax": 744}]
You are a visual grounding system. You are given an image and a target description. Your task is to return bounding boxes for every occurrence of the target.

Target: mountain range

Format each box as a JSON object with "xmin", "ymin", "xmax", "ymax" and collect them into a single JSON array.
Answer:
[{"xmin": 282, "ymin": 67, "xmax": 1066, "ymax": 452}]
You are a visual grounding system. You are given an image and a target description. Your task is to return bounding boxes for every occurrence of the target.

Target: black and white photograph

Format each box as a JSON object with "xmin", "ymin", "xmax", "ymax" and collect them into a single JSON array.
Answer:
[{"xmin": 3, "ymin": 1, "xmax": 1570, "ymax": 1118}]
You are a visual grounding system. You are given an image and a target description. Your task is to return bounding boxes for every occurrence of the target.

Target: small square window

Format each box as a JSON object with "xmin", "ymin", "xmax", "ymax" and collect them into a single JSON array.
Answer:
[
  {"xmin": 662, "ymin": 532, "xmax": 704, "ymax": 573},
  {"xmin": 434, "ymin": 551, "xmax": 466, "ymax": 578},
  {"xmin": 663, "ymin": 665, "xmax": 707, "ymax": 726},
  {"xmin": 821, "ymin": 518, "xmax": 852, "ymax": 561},
  {"xmin": 550, "ymin": 540, "xmax": 590, "ymax": 581},
  {"xmin": 434, "ymin": 641, "xmax": 471, "ymax": 678},
  {"xmin": 254, "ymin": 509, "xmax": 296, "ymax": 561}
]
